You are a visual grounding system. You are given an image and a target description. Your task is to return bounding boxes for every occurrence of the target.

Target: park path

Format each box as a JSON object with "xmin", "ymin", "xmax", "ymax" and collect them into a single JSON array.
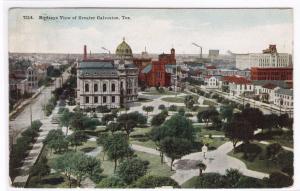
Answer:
[{"xmin": 131, "ymin": 142, "xmax": 269, "ymax": 186}]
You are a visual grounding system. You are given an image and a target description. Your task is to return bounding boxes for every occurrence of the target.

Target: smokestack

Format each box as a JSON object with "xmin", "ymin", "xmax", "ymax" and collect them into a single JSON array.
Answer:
[{"xmin": 83, "ymin": 45, "xmax": 87, "ymax": 60}]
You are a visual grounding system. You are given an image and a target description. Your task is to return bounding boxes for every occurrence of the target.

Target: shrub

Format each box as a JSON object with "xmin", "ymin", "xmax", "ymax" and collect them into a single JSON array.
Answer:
[
  {"xmin": 97, "ymin": 176, "xmax": 126, "ymax": 188},
  {"xmin": 133, "ymin": 175, "xmax": 179, "ymax": 188},
  {"xmin": 96, "ymin": 105, "xmax": 111, "ymax": 113},
  {"xmin": 151, "ymin": 112, "xmax": 167, "ymax": 126},
  {"xmin": 158, "ymin": 104, "xmax": 166, "ymax": 110},
  {"xmin": 169, "ymin": 105, "xmax": 177, "ymax": 111}
]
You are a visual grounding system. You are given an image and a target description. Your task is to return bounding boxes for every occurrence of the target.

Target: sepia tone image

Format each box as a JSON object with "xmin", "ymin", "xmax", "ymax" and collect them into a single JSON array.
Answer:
[{"xmin": 8, "ymin": 8, "xmax": 293, "ymax": 188}]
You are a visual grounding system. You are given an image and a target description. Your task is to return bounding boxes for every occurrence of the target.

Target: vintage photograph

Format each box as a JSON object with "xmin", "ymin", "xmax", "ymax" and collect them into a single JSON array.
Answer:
[{"xmin": 8, "ymin": 8, "xmax": 293, "ymax": 188}]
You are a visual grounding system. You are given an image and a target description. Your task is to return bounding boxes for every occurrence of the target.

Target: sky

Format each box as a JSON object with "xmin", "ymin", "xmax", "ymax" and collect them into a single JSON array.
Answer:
[{"xmin": 8, "ymin": 8, "xmax": 293, "ymax": 54}]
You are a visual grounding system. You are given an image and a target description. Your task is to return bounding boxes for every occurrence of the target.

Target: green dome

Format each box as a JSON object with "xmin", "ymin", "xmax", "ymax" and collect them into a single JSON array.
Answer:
[{"xmin": 115, "ymin": 37, "xmax": 133, "ymax": 59}]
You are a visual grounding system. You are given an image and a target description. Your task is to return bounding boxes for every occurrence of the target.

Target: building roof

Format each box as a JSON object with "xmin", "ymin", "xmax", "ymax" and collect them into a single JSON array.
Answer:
[
  {"xmin": 206, "ymin": 65, "xmax": 216, "ymax": 69},
  {"xmin": 275, "ymin": 88, "xmax": 293, "ymax": 96},
  {"xmin": 262, "ymin": 83, "xmax": 278, "ymax": 90},
  {"xmin": 78, "ymin": 61, "xmax": 115, "ymax": 69},
  {"xmin": 252, "ymin": 80, "xmax": 290, "ymax": 89},
  {"xmin": 222, "ymin": 75, "xmax": 251, "ymax": 84},
  {"xmin": 142, "ymin": 64, "xmax": 152, "ymax": 74},
  {"xmin": 115, "ymin": 38, "xmax": 133, "ymax": 58}
]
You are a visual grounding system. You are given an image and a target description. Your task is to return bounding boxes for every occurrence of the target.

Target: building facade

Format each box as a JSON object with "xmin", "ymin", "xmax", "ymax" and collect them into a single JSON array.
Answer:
[
  {"xmin": 235, "ymin": 45, "xmax": 290, "ymax": 70},
  {"xmin": 250, "ymin": 67, "xmax": 293, "ymax": 80},
  {"xmin": 274, "ymin": 88, "xmax": 293, "ymax": 111}
]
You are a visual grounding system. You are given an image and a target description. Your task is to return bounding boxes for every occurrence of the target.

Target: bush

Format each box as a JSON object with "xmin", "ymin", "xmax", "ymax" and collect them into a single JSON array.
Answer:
[
  {"xmin": 236, "ymin": 176, "xmax": 266, "ymax": 188},
  {"xmin": 169, "ymin": 105, "xmax": 177, "ymax": 111},
  {"xmin": 158, "ymin": 104, "xmax": 166, "ymax": 110},
  {"xmin": 96, "ymin": 105, "xmax": 111, "ymax": 113},
  {"xmin": 97, "ymin": 176, "xmax": 126, "ymax": 188},
  {"xmin": 185, "ymin": 113, "xmax": 193, "ymax": 117},
  {"xmin": 267, "ymin": 172, "xmax": 293, "ymax": 188},
  {"xmin": 133, "ymin": 175, "xmax": 180, "ymax": 188},
  {"xmin": 192, "ymin": 173, "xmax": 227, "ymax": 188},
  {"xmin": 241, "ymin": 143, "xmax": 262, "ymax": 161},
  {"xmin": 102, "ymin": 114, "xmax": 115, "ymax": 124}
]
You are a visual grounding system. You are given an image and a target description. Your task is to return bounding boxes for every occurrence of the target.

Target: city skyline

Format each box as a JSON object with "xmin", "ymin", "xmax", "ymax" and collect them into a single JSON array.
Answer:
[{"xmin": 9, "ymin": 8, "xmax": 293, "ymax": 55}]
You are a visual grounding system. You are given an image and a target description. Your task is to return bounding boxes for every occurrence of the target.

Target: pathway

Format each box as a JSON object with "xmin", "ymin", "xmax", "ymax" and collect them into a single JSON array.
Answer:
[{"xmin": 131, "ymin": 142, "xmax": 269, "ymax": 185}]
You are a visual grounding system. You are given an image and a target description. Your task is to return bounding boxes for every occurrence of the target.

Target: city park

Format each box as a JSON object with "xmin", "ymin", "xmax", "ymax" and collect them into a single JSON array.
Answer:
[{"xmin": 10, "ymin": 67, "xmax": 294, "ymax": 188}]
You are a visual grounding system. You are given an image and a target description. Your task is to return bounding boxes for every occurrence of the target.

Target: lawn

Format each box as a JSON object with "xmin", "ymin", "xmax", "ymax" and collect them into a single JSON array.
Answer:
[
  {"xmin": 193, "ymin": 124, "xmax": 225, "ymax": 136},
  {"xmin": 227, "ymin": 142, "xmax": 283, "ymax": 174},
  {"xmin": 135, "ymin": 151, "xmax": 174, "ymax": 177},
  {"xmin": 143, "ymin": 90, "xmax": 176, "ymax": 95},
  {"xmin": 137, "ymin": 98, "xmax": 153, "ymax": 102},
  {"xmin": 129, "ymin": 127, "xmax": 157, "ymax": 149},
  {"xmin": 162, "ymin": 95, "xmax": 199, "ymax": 104}
]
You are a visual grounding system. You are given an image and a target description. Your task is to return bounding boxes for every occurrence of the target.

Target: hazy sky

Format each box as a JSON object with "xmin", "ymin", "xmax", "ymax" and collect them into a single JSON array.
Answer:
[{"xmin": 9, "ymin": 8, "xmax": 293, "ymax": 54}]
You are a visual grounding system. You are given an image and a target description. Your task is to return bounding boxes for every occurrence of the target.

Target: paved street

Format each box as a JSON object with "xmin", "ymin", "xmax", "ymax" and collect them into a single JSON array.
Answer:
[{"xmin": 9, "ymin": 66, "xmax": 73, "ymax": 138}]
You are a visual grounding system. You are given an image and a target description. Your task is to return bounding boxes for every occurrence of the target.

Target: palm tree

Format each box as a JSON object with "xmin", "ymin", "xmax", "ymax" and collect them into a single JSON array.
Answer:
[{"xmin": 196, "ymin": 161, "xmax": 207, "ymax": 176}]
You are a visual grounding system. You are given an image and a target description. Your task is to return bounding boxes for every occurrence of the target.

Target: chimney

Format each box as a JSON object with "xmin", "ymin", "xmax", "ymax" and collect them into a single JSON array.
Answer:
[{"xmin": 83, "ymin": 45, "xmax": 87, "ymax": 60}]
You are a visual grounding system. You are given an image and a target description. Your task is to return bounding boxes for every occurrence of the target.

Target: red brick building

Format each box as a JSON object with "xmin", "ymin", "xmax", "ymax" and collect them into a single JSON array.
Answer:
[
  {"xmin": 140, "ymin": 48, "xmax": 176, "ymax": 87},
  {"xmin": 251, "ymin": 67, "xmax": 293, "ymax": 80}
]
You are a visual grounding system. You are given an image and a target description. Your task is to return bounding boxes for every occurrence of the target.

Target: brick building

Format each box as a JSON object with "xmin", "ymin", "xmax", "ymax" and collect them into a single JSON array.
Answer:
[
  {"xmin": 140, "ymin": 48, "xmax": 176, "ymax": 87},
  {"xmin": 250, "ymin": 67, "xmax": 293, "ymax": 80}
]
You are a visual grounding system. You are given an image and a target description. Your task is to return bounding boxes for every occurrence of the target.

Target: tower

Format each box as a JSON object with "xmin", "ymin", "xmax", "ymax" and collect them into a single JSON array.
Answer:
[
  {"xmin": 171, "ymin": 48, "xmax": 175, "ymax": 60},
  {"xmin": 83, "ymin": 45, "xmax": 87, "ymax": 60}
]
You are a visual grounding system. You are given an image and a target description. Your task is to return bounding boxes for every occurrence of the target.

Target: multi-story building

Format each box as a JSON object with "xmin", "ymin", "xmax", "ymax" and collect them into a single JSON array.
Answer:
[
  {"xmin": 250, "ymin": 67, "xmax": 292, "ymax": 80},
  {"xmin": 274, "ymin": 88, "xmax": 293, "ymax": 111},
  {"xmin": 221, "ymin": 76, "xmax": 254, "ymax": 97},
  {"xmin": 235, "ymin": 45, "xmax": 290, "ymax": 70},
  {"xmin": 76, "ymin": 39, "xmax": 138, "ymax": 109}
]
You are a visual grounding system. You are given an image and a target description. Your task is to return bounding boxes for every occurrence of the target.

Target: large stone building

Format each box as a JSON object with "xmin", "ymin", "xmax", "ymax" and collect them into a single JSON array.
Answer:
[
  {"xmin": 235, "ymin": 45, "xmax": 291, "ymax": 70},
  {"xmin": 76, "ymin": 39, "xmax": 138, "ymax": 109}
]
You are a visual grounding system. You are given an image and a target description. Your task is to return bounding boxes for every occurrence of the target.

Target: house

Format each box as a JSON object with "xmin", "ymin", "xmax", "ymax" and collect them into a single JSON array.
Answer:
[
  {"xmin": 204, "ymin": 75, "xmax": 222, "ymax": 89},
  {"xmin": 274, "ymin": 88, "xmax": 293, "ymax": 111},
  {"xmin": 220, "ymin": 76, "xmax": 254, "ymax": 97}
]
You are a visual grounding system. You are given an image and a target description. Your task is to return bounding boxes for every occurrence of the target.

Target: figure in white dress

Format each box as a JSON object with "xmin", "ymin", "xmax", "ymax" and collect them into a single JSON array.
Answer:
[{"xmin": 202, "ymin": 144, "xmax": 208, "ymax": 160}]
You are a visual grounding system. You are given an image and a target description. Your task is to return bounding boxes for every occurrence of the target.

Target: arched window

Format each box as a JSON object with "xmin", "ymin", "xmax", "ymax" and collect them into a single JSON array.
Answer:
[
  {"xmin": 103, "ymin": 84, "xmax": 107, "ymax": 92},
  {"xmin": 111, "ymin": 83, "xmax": 115, "ymax": 92},
  {"xmin": 94, "ymin": 84, "xmax": 98, "ymax": 92},
  {"xmin": 85, "ymin": 83, "xmax": 89, "ymax": 92}
]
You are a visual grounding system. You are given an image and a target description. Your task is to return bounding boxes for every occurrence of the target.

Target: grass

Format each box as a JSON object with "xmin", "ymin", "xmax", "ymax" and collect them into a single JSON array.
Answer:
[
  {"xmin": 162, "ymin": 95, "xmax": 199, "ymax": 104},
  {"xmin": 202, "ymin": 137, "xmax": 228, "ymax": 150},
  {"xmin": 227, "ymin": 142, "xmax": 283, "ymax": 174},
  {"xmin": 130, "ymin": 139, "xmax": 157, "ymax": 149},
  {"xmin": 130, "ymin": 127, "xmax": 157, "ymax": 149},
  {"xmin": 193, "ymin": 124, "xmax": 225, "ymax": 136},
  {"xmin": 143, "ymin": 90, "xmax": 176, "ymax": 95},
  {"xmin": 135, "ymin": 151, "xmax": 174, "ymax": 177},
  {"xmin": 203, "ymin": 99, "xmax": 217, "ymax": 106}
]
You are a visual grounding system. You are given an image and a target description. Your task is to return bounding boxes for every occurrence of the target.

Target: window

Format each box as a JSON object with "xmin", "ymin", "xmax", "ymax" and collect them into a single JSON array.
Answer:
[
  {"xmin": 121, "ymin": 81, "xmax": 123, "ymax": 89},
  {"xmin": 103, "ymin": 84, "xmax": 107, "ymax": 92},
  {"xmin": 103, "ymin": 96, "xmax": 107, "ymax": 103},
  {"xmin": 85, "ymin": 83, "xmax": 89, "ymax": 92},
  {"xmin": 111, "ymin": 83, "xmax": 115, "ymax": 92},
  {"xmin": 94, "ymin": 84, "xmax": 98, "ymax": 92},
  {"xmin": 94, "ymin": 96, "xmax": 98, "ymax": 103},
  {"xmin": 112, "ymin": 96, "xmax": 115, "ymax": 103},
  {"xmin": 85, "ymin": 96, "xmax": 89, "ymax": 103}
]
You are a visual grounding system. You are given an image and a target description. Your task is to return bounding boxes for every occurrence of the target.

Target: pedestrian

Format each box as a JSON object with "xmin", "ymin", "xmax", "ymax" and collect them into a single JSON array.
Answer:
[{"xmin": 202, "ymin": 144, "xmax": 208, "ymax": 160}]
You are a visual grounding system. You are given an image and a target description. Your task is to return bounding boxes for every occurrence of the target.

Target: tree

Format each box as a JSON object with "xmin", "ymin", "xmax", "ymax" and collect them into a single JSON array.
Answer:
[
  {"xmin": 116, "ymin": 158, "xmax": 149, "ymax": 184},
  {"xmin": 236, "ymin": 176, "xmax": 265, "ymax": 188},
  {"xmin": 266, "ymin": 143, "xmax": 283, "ymax": 160},
  {"xmin": 53, "ymin": 151, "xmax": 102, "ymax": 187},
  {"xmin": 59, "ymin": 109, "xmax": 73, "ymax": 136},
  {"xmin": 220, "ymin": 105, "xmax": 233, "ymax": 122},
  {"xmin": 117, "ymin": 113, "xmax": 138, "ymax": 138},
  {"xmin": 278, "ymin": 114, "xmax": 290, "ymax": 128},
  {"xmin": 192, "ymin": 173, "xmax": 226, "ymax": 188},
  {"xmin": 43, "ymin": 129, "xmax": 68, "ymax": 153},
  {"xmin": 158, "ymin": 104, "xmax": 166, "ymax": 110},
  {"xmin": 197, "ymin": 108, "xmax": 219, "ymax": 128},
  {"xmin": 97, "ymin": 176, "xmax": 126, "ymax": 188},
  {"xmin": 184, "ymin": 95, "xmax": 195, "ymax": 109},
  {"xmin": 263, "ymin": 114, "xmax": 279, "ymax": 132},
  {"xmin": 169, "ymin": 105, "xmax": 177, "ymax": 111},
  {"xmin": 102, "ymin": 114, "xmax": 116, "ymax": 125},
  {"xmin": 225, "ymin": 168, "xmax": 242, "ymax": 188},
  {"xmin": 267, "ymin": 172, "xmax": 293, "ymax": 188},
  {"xmin": 275, "ymin": 151, "xmax": 293, "ymax": 176},
  {"xmin": 133, "ymin": 175, "xmax": 179, "ymax": 188},
  {"xmin": 142, "ymin": 106, "xmax": 154, "ymax": 118},
  {"xmin": 30, "ymin": 156, "xmax": 50, "ymax": 181},
  {"xmin": 70, "ymin": 110, "xmax": 97, "ymax": 131},
  {"xmin": 241, "ymin": 107, "xmax": 264, "ymax": 131},
  {"xmin": 67, "ymin": 131, "xmax": 88, "ymax": 151},
  {"xmin": 224, "ymin": 113, "xmax": 255, "ymax": 149},
  {"xmin": 104, "ymin": 133, "xmax": 131, "ymax": 171},
  {"xmin": 178, "ymin": 107, "xmax": 185, "ymax": 116},
  {"xmin": 151, "ymin": 112, "xmax": 167, "ymax": 126},
  {"xmin": 107, "ymin": 122, "xmax": 121, "ymax": 134},
  {"xmin": 196, "ymin": 161, "xmax": 207, "ymax": 176},
  {"xmin": 160, "ymin": 137, "xmax": 192, "ymax": 171}
]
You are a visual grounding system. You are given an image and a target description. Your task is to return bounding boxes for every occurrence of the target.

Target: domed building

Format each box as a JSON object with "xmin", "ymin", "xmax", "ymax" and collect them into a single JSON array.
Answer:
[{"xmin": 115, "ymin": 37, "xmax": 133, "ymax": 60}]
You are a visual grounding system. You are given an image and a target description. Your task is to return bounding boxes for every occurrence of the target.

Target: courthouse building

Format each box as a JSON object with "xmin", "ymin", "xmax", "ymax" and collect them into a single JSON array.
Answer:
[{"xmin": 76, "ymin": 38, "xmax": 138, "ymax": 109}]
